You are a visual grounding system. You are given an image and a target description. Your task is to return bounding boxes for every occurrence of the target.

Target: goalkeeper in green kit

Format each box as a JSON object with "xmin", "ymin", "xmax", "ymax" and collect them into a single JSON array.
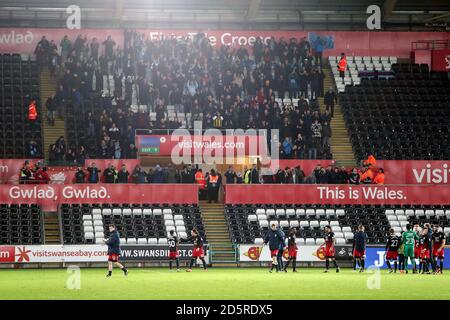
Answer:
[{"xmin": 402, "ymin": 224, "xmax": 419, "ymax": 273}]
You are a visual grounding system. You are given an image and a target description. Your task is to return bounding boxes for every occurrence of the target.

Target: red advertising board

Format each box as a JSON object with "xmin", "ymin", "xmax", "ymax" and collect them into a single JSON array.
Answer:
[
  {"xmin": 431, "ymin": 49, "xmax": 450, "ymax": 71},
  {"xmin": 1, "ymin": 28, "xmax": 449, "ymax": 58},
  {"xmin": 0, "ymin": 159, "xmax": 44, "ymax": 184},
  {"xmin": 225, "ymin": 184, "xmax": 450, "ymax": 205},
  {"xmin": 375, "ymin": 161, "xmax": 450, "ymax": 185},
  {"xmin": 0, "ymin": 184, "xmax": 198, "ymax": 211}
]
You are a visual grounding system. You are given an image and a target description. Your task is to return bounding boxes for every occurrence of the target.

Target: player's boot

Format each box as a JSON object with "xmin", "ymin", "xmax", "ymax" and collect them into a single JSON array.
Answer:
[
  {"xmin": 177, "ymin": 269, "xmax": 181, "ymax": 272},
  {"xmin": 323, "ymin": 269, "xmax": 329, "ymax": 273},
  {"xmin": 123, "ymin": 269, "xmax": 128, "ymax": 277},
  {"xmin": 388, "ymin": 269, "xmax": 393, "ymax": 274},
  {"xmin": 106, "ymin": 274, "xmax": 112, "ymax": 278},
  {"xmin": 336, "ymin": 268, "xmax": 340, "ymax": 273}
]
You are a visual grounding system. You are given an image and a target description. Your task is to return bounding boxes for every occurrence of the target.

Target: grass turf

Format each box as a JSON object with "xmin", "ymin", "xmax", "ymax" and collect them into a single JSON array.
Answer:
[{"xmin": 0, "ymin": 267, "xmax": 449, "ymax": 300}]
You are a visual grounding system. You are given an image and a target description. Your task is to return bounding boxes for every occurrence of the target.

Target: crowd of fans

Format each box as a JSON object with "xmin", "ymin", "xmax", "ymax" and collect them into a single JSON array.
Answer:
[{"xmin": 34, "ymin": 31, "xmax": 335, "ymax": 162}]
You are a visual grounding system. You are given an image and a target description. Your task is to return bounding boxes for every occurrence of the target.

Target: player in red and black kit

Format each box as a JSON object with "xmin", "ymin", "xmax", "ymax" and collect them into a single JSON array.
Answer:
[
  {"xmin": 283, "ymin": 227, "xmax": 298, "ymax": 272},
  {"xmin": 168, "ymin": 230, "xmax": 180, "ymax": 272},
  {"xmin": 418, "ymin": 227, "xmax": 431, "ymax": 274},
  {"xmin": 432, "ymin": 224, "xmax": 446, "ymax": 274},
  {"xmin": 385, "ymin": 228, "xmax": 401, "ymax": 273},
  {"xmin": 322, "ymin": 225, "xmax": 340, "ymax": 273},
  {"xmin": 186, "ymin": 229, "xmax": 207, "ymax": 272}
]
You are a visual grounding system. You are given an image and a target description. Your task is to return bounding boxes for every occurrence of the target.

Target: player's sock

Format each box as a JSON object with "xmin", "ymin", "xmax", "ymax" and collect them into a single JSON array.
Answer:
[
  {"xmin": 361, "ymin": 259, "xmax": 365, "ymax": 270},
  {"xmin": 325, "ymin": 259, "xmax": 330, "ymax": 270},
  {"xmin": 169, "ymin": 260, "xmax": 173, "ymax": 270},
  {"xmin": 418, "ymin": 261, "xmax": 422, "ymax": 273},
  {"xmin": 176, "ymin": 258, "xmax": 180, "ymax": 270},
  {"xmin": 107, "ymin": 271, "xmax": 112, "ymax": 276},
  {"xmin": 353, "ymin": 259, "xmax": 357, "ymax": 270},
  {"xmin": 394, "ymin": 261, "xmax": 398, "ymax": 272},
  {"xmin": 201, "ymin": 258, "xmax": 207, "ymax": 270},
  {"xmin": 333, "ymin": 260, "xmax": 339, "ymax": 270},
  {"xmin": 121, "ymin": 267, "xmax": 128, "ymax": 274},
  {"xmin": 284, "ymin": 259, "xmax": 290, "ymax": 270},
  {"xmin": 386, "ymin": 260, "xmax": 391, "ymax": 270},
  {"xmin": 292, "ymin": 259, "xmax": 297, "ymax": 272},
  {"xmin": 189, "ymin": 258, "xmax": 195, "ymax": 269},
  {"xmin": 439, "ymin": 260, "xmax": 443, "ymax": 272}
]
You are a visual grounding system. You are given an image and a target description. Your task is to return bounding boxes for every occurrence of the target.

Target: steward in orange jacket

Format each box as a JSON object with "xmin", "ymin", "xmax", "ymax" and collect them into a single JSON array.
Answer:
[
  {"xmin": 373, "ymin": 168, "xmax": 385, "ymax": 185},
  {"xmin": 338, "ymin": 53, "xmax": 347, "ymax": 79},
  {"xmin": 28, "ymin": 100, "xmax": 38, "ymax": 121},
  {"xmin": 195, "ymin": 169, "xmax": 206, "ymax": 189}
]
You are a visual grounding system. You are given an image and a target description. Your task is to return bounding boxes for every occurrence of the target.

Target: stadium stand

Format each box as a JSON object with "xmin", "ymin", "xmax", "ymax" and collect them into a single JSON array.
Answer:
[
  {"xmin": 0, "ymin": 54, "xmax": 43, "ymax": 158},
  {"xmin": 0, "ymin": 204, "xmax": 44, "ymax": 245},
  {"xmin": 226, "ymin": 204, "xmax": 450, "ymax": 245},
  {"xmin": 60, "ymin": 203, "xmax": 206, "ymax": 245},
  {"xmin": 340, "ymin": 67, "xmax": 450, "ymax": 160}
]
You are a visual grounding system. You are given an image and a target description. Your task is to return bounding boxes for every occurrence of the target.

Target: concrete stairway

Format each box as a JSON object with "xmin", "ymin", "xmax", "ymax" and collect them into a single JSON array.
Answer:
[
  {"xmin": 318, "ymin": 60, "xmax": 356, "ymax": 167},
  {"xmin": 200, "ymin": 201, "xmax": 237, "ymax": 267},
  {"xmin": 39, "ymin": 69, "xmax": 65, "ymax": 160},
  {"xmin": 43, "ymin": 212, "xmax": 61, "ymax": 244}
]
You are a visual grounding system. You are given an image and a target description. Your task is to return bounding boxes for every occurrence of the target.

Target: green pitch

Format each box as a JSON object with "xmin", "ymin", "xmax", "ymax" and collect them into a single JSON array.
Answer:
[{"xmin": 0, "ymin": 268, "xmax": 450, "ymax": 300}]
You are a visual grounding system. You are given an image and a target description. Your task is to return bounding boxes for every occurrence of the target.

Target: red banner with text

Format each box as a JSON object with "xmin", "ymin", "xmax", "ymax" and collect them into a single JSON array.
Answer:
[
  {"xmin": 225, "ymin": 184, "xmax": 450, "ymax": 205},
  {"xmin": 431, "ymin": 49, "xmax": 450, "ymax": 71},
  {"xmin": 0, "ymin": 184, "xmax": 198, "ymax": 211},
  {"xmin": 1, "ymin": 28, "xmax": 449, "ymax": 58},
  {"xmin": 0, "ymin": 159, "xmax": 44, "ymax": 184}
]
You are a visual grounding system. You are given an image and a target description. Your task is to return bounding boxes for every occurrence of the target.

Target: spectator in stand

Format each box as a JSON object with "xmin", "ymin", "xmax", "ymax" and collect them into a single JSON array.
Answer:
[
  {"xmin": 250, "ymin": 164, "xmax": 260, "ymax": 184},
  {"xmin": 132, "ymin": 166, "xmax": 147, "ymax": 184},
  {"xmin": 46, "ymin": 95, "xmax": 56, "ymax": 126},
  {"xmin": 207, "ymin": 169, "xmax": 220, "ymax": 203},
  {"xmin": 103, "ymin": 164, "xmax": 116, "ymax": 183},
  {"xmin": 324, "ymin": 87, "xmax": 337, "ymax": 117},
  {"xmin": 310, "ymin": 120, "xmax": 322, "ymax": 159},
  {"xmin": 25, "ymin": 139, "xmax": 40, "ymax": 158},
  {"xmin": 75, "ymin": 167, "xmax": 86, "ymax": 183},
  {"xmin": 35, "ymin": 167, "xmax": 50, "ymax": 184},
  {"xmin": 322, "ymin": 121, "xmax": 331, "ymax": 149},
  {"xmin": 151, "ymin": 165, "xmax": 165, "ymax": 183},
  {"xmin": 117, "ymin": 164, "xmax": 130, "ymax": 183},
  {"xmin": 338, "ymin": 52, "xmax": 347, "ymax": 80},
  {"xmin": 373, "ymin": 168, "xmax": 385, "ymax": 185},
  {"xmin": 349, "ymin": 168, "xmax": 360, "ymax": 184},
  {"xmin": 224, "ymin": 166, "xmax": 237, "ymax": 184},
  {"xmin": 87, "ymin": 162, "xmax": 101, "ymax": 183}
]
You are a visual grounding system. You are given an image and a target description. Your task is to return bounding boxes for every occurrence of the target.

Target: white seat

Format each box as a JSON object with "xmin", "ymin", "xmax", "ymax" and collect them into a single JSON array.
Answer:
[
  {"xmin": 84, "ymin": 226, "xmax": 94, "ymax": 233},
  {"xmin": 295, "ymin": 238, "xmax": 305, "ymax": 245},
  {"xmin": 444, "ymin": 227, "xmax": 450, "ymax": 235},
  {"xmin": 331, "ymin": 225, "xmax": 341, "ymax": 232},
  {"xmin": 415, "ymin": 209, "xmax": 425, "ymax": 217},
  {"xmin": 385, "ymin": 209, "xmax": 395, "ymax": 216},
  {"xmin": 174, "ymin": 215, "xmax": 183, "ymax": 221},
  {"xmin": 84, "ymin": 232, "xmax": 94, "ymax": 239},
  {"xmin": 336, "ymin": 209, "xmax": 345, "ymax": 217},
  {"xmin": 82, "ymin": 215, "xmax": 92, "ymax": 221},
  {"xmin": 275, "ymin": 209, "xmax": 285, "ymax": 217},
  {"xmin": 102, "ymin": 208, "xmax": 112, "ymax": 216},
  {"xmin": 319, "ymin": 221, "xmax": 329, "ymax": 228},
  {"xmin": 305, "ymin": 238, "xmax": 315, "ymax": 245},
  {"xmin": 393, "ymin": 227, "xmax": 402, "ymax": 233},
  {"xmin": 162, "ymin": 208, "xmax": 172, "ymax": 215},
  {"xmin": 95, "ymin": 237, "xmax": 104, "ymax": 244},
  {"xmin": 92, "ymin": 208, "xmax": 102, "ymax": 215},
  {"xmin": 248, "ymin": 215, "xmax": 258, "ymax": 222},
  {"xmin": 132, "ymin": 209, "xmax": 142, "ymax": 216},
  {"xmin": 446, "ymin": 210, "xmax": 450, "ymax": 219},
  {"xmin": 122, "ymin": 208, "xmax": 132, "ymax": 216},
  {"xmin": 178, "ymin": 232, "xmax": 187, "ymax": 239},
  {"xmin": 405, "ymin": 209, "xmax": 415, "ymax": 217},
  {"xmin": 83, "ymin": 220, "xmax": 93, "ymax": 227},
  {"xmin": 163, "ymin": 214, "xmax": 173, "ymax": 221},
  {"xmin": 286, "ymin": 209, "xmax": 296, "ymax": 218},
  {"xmin": 147, "ymin": 238, "xmax": 158, "ymax": 244},
  {"xmin": 306, "ymin": 209, "xmax": 315, "ymax": 217},
  {"xmin": 95, "ymin": 231, "xmax": 104, "ymax": 238},
  {"xmin": 387, "ymin": 215, "xmax": 397, "ymax": 221},
  {"xmin": 127, "ymin": 238, "xmax": 137, "ymax": 244},
  {"xmin": 256, "ymin": 208, "xmax": 265, "ymax": 215},
  {"xmin": 93, "ymin": 220, "xmax": 103, "ymax": 226},
  {"xmin": 165, "ymin": 220, "xmax": 175, "ymax": 227},
  {"xmin": 300, "ymin": 220, "xmax": 309, "ymax": 228},
  {"xmin": 143, "ymin": 208, "xmax": 152, "ymax": 216},
  {"xmin": 342, "ymin": 226, "xmax": 351, "ymax": 233},
  {"xmin": 92, "ymin": 214, "xmax": 103, "ymax": 221},
  {"xmin": 279, "ymin": 220, "xmax": 289, "ymax": 228},
  {"xmin": 315, "ymin": 209, "xmax": 325, "ymax": 217},
  {"xmin": 336, "ymin": 238, "xmax": 346, "ymax": 244},
  {"xmin": 176, "ymin": 226, "xmax": 186, "ymax": 233},
  {"xmin": 153, "ymin": 209, "xmax": 162, "ymax": 216},
  {"xmin": 259, "ymin": 220, "xmax": 269, "ymax": 228},
  {"xmin": 289, "ymin": 220, "xmax": 299, "ymax": 228},
  {"xmin": 425, "ymin": 210, "xmax": 435, "ymax": 217},
  {"xmin": 137, "ymin": 238, "xmax": 147, "ymax": 244},
  {"xmin": 395, "ymin": 209, "xmax": 404, "ymax": 215},
  {"xmin": 397, "ymin": 215, "xmax": 407, "ymax": 221},
  {"xmin": 435, "ymin": 210, "xmax": 445, "ymax": 217},
  {"xmin": 175, "ymin": 220, "xmax": 184, "ymax": 226},
  {"xmin": 266, "ymin": 209, "xmax": 276, "ymax": 217},
  {"xmin": 400, "ymin": 221, "xmax": 409, "ymax": 227},
  {"xmin": 309, "ymin": 220, "xmax": 320, "ymax": 229},
  {"xmin": 390, "ymin": 221, "xmax": 400, "ymax": 227},
  {"xmin": 325, "ymin": 209, "xmax": 336, "ymax": 218},
  {"xmin": 330, "ymin": 220, "xmax": 339, "ymax": 226},
  {"xmin": 344, "ymin": 232, "xmax": 353, "ymax": 240},
  {"xmin": 296, "ymin": 209, "xmax": 306, "ymax": 218},
  {"xmin": 94, "ymin": 225, "xmax": 103, "ymax": 232},
  {"xmin": 257, "ymin": 214, "xmax": 267, "ymax": 221},
  {"xmin": 112, "ymin": 208, "xmax": 122, "ymax": 215},
  {"xmin": 254, "ymin": 238, "xmax": 264, "ymax": 245},
  {"xmin": 334, "ymin": 232, "xmax": 344, "ymax": 239},
  {"xmin": 158, "ymin": 238, "xmax": 167, "ymax": 244}
]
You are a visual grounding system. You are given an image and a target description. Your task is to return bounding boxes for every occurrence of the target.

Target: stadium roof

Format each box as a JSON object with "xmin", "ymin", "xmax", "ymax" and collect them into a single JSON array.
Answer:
[{"xmin": 0, "ymin": 0, "xmax": 449, "ymax": 30}]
